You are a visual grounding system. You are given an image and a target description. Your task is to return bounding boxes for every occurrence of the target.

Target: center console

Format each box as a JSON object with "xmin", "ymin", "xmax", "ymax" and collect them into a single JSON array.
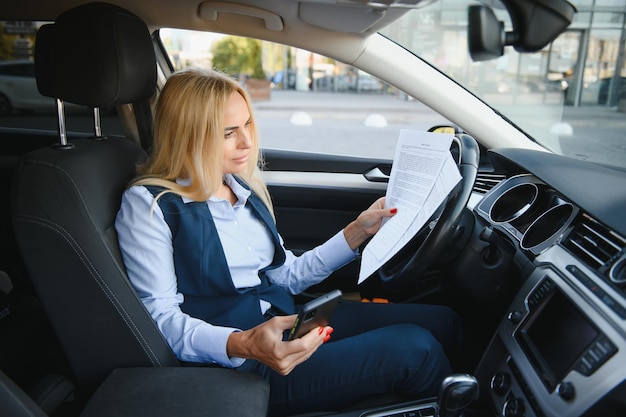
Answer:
[{"xmin": 475, "ymin": 251, "xmax": 626, "ymax": 417}]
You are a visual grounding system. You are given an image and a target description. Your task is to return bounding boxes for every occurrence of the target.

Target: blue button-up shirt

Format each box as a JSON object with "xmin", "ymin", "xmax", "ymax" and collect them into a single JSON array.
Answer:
[{"xmin": 115, "ymin": 174, "xmax": 356, "ymax": 367}]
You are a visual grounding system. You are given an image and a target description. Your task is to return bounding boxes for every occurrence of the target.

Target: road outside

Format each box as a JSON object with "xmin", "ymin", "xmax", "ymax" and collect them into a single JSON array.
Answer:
[
  {"xmin": 253, "ymin": 90, "xmax": 626, "ymax": 167},
  {"xmin": 253, "ymin": 90, "xmax": 451, "ymax": 160}
]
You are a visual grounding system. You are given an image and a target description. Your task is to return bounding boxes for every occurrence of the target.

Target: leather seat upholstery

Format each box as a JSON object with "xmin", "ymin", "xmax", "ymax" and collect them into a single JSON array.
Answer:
[
  {"xmin": 13, "ymin": 2, "xmax": 178, "ymax": 389},
  {"xmin": 10, "ymin": 3, "xmax": 269, "ymax": 416},
  {"xmin": 1, "ymin": 366, "xmax": 270, "ymax": 417},
  {"xmin": 0, "ymin": 370, "xmax": 47, "ymax": 417}
]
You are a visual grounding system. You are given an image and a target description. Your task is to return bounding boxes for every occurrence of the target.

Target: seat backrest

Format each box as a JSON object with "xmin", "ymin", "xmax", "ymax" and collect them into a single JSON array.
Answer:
[
  {"xmin": 11, "ymin": 2, "xmax": 179, "ymax": 390},
  {"xmin": 0, "ymin": 370, "xmax": 47, "ymax": 417}
]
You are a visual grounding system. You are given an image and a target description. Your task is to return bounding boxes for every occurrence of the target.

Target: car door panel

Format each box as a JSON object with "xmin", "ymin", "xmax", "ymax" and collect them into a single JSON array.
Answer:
[{"xmin": 262, "ymin": 149, "xmax": 391, "ymax": 292}]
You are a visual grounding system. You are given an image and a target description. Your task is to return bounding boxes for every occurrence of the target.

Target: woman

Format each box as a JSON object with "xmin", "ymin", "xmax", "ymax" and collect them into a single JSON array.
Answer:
[{"xmin": 115, "ymin": 69, "xmax": 462, "ymax": 416}]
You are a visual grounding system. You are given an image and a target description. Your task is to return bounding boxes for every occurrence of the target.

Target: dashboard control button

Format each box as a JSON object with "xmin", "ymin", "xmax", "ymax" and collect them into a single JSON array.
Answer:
[
  {"xmin": 557, "ymin": 381, "xmax": 575, "ymax": 401},
  {"xmin": 503, "ymin": 397, "xmax": 525, "ymax": 417},
  {"xmin": 507, "ymin": 311, "xmax": 523, "ymax": 324},
  {"xmin": 491, "ymin": 372, "xmax": 511, "ymax": 396}
]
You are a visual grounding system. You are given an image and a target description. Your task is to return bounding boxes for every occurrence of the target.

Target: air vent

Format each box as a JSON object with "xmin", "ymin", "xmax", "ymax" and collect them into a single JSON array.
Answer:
[
  {"xmin": 563, "ymin": 213, "xmax": 626, "ymax": 272},
  {"xmin": 473, "ymin": 173, "xmax": 506, "ymax": 194}
]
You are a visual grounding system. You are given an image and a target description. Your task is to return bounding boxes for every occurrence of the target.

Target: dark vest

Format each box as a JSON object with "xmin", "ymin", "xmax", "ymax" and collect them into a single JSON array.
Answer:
[{"xmin": 146, "ymin": 183, "xmax": 295, "ymax": 330}]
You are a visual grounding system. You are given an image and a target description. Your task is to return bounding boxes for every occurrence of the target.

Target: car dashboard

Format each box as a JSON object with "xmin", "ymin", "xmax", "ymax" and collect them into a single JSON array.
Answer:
[{"xmin": 471, "ymin": 148, "xmax": 626, "ymax": 417}]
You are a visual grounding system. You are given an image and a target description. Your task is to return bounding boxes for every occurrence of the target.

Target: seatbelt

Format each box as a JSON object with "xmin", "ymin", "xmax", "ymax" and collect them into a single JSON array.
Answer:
[{"xmin": 133, "ymin": 99, "xmax": 153, "ymax": 153}]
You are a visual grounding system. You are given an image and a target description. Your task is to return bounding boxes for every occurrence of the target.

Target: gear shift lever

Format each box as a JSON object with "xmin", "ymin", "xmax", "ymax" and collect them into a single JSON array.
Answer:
[{"xmin": 437, "ymin": 374, "xmax": 479, "ymax": 417}]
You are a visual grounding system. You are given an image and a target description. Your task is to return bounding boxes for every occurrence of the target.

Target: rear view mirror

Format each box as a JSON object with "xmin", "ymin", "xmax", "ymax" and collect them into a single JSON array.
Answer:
[
  {"xmin": 468, "ymin": 0, "xmax": 576, "ymax": 61},
  {"xmin": 468, "ymin": 6, "xmax": 504, "ymax": 62}
]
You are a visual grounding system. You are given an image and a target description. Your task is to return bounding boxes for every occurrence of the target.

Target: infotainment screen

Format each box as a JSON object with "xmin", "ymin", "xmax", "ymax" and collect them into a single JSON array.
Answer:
[{"xmin": 518, "ymin": 288, "xmax": 599, "ymax": 391}]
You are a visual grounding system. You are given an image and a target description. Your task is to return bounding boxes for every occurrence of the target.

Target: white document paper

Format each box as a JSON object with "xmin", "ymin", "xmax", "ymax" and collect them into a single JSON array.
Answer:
[{"xmin": 358, "ymin": 129, "xmax": 462, "ymax": 284}]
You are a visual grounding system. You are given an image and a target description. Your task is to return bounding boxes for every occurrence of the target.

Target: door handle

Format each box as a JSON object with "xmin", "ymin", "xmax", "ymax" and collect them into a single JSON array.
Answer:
[{"xmin": 363, "ymin": 167, "xmax": 390, "ymax": 183}]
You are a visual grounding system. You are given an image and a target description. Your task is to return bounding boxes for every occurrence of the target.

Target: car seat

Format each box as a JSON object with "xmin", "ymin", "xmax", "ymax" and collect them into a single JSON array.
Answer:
[
  {"xmin": 1, "ymin": 366, "xmax": 269, "ymax": 417},
  {"xmin": 10, "ymin": 2, "xmax": 268, "ymax": 416}
]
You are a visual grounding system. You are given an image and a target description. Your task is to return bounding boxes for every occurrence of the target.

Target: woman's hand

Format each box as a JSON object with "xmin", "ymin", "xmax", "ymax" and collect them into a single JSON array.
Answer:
[
  {"xmin": 226, "ymin": 315, "xmax": 333, "ymax": 375},
  {"xmin": 343, "ymin": 197, "xmax": 397, "ymax": 251}
]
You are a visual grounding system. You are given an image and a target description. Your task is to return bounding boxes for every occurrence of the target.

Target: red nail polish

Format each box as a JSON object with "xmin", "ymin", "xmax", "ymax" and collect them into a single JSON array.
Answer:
[
  {"xmin": 318, "ymin": 327, "xmax": 324, "ymax": 335},
  {"xmin": 390, "ymin": 208, "xmax": 397, "ymax": 214},
  {"xmin": 325, "ymin": 327, "xmax": 334, "ymax": 336},
  {"xmin": 323, "ymin": 335, "xmax": 331, "ymax": 343}
]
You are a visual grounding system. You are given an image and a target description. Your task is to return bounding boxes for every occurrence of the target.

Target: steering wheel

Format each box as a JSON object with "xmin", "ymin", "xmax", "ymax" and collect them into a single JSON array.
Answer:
[{"xmin": 376, "ymin": 133, "xmax": 480, "ymax": 292}]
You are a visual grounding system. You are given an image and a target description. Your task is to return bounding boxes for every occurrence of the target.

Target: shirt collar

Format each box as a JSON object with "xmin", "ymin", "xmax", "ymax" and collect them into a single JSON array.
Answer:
[{"xmin": 177, "ymin": 175, "xmax": 251, "ymax": 206}]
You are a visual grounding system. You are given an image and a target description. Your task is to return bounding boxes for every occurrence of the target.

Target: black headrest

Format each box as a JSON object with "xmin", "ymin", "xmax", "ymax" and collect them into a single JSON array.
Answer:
[
  {"xmin": 34, "ymin": 24, "xmax": 55, "ymax": 98},
  {"xmin": 39, "ymin": 2, "xmax": 156, "ymax": 108}
]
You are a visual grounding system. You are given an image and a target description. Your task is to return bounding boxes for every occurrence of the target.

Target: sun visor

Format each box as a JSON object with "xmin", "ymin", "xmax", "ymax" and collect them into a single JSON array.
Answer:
[{"xmin": 298, "ymin": 0, "xmax": 436, "ymax": 33}]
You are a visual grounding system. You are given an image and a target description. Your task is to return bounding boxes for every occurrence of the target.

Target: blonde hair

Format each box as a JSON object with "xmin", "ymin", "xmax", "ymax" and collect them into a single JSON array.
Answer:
[{"xmin": 132, "ymin": 68, "xmax": 273, "ymax": 215}]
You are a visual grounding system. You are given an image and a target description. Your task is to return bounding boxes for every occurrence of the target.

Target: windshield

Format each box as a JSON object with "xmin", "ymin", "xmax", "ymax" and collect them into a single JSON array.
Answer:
[{"xmin": 381, "ymin": 0, "xmax": 626, "ymax": 169}]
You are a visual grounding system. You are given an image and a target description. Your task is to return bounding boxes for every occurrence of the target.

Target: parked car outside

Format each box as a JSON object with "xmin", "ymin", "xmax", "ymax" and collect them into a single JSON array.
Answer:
[
  {"xmin": 598, "ymin": 76, "xmax": 626, "ymax": 105},
  {"xmin": 0, "ymin": 60, "xmax": 97, "ymax": 115},
  {"xmin": 0, "ymin": 60, "xmax": 54, "ymax": 114}
]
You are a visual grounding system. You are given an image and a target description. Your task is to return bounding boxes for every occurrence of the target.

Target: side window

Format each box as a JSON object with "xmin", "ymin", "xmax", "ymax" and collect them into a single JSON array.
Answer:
[
  {"xmin": 0, "ymin": 21, "xmax": 124, "ymax": 136},
  {"xmin": 21, "ymin": 62, "xmax": 36, "ymax": 77},
  {"xmin": 0, "ymin": 64, "xmax": 16, "ymax": 76},
  {"xmin": 159, "ymin": 29, "xmax": 448, "ymax": 160}
]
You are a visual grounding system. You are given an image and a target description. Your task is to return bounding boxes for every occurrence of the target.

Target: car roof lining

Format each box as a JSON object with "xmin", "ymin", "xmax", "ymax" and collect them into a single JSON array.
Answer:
[
  {"xmin": 3, "ymin": 0, "xmax": 429, "ymax": 63},
  {"xmin": 4, "ymin": 0, "xmax": 413, "ymax": 35}
]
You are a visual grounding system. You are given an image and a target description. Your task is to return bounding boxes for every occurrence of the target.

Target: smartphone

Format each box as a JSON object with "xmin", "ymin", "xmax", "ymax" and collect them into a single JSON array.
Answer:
[{"xmin": 287, "ymin": 289, "xmax": 342, "ymax": 340}]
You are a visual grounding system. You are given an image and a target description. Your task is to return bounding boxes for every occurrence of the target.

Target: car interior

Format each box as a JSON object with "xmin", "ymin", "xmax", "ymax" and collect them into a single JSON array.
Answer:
[{"xmin": 1, "ymin": 1, "xmax": 625, "ymax": 417}]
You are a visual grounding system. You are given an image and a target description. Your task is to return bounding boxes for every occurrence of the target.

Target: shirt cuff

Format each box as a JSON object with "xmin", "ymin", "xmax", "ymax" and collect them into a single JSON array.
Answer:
[
  {"xmin": 317, "ymin": 230, "xmax": 358, "ymax": 271},
  {"xmin": 185, "ymin": 326, "xmax": 246, "ymax": 368}
]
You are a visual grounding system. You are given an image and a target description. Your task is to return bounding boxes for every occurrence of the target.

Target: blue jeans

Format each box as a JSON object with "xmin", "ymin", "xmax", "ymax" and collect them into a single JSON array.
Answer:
[{"xmin": 239, "ymin": 300, "xmax": 462, "ymax": 416}]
